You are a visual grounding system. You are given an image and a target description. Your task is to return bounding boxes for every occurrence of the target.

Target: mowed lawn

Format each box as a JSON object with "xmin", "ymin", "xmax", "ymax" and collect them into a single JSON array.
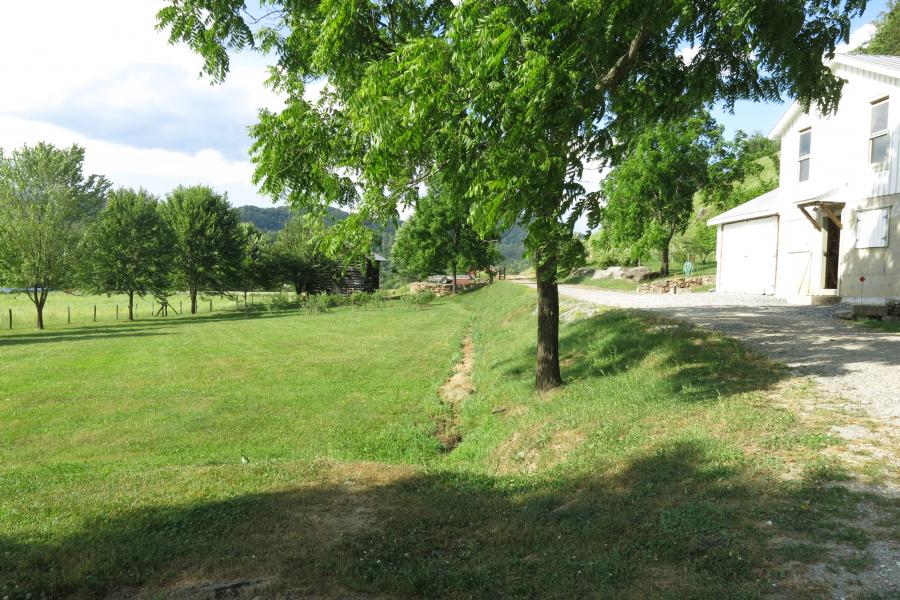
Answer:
[
  {"xmin": 1, "ymin": 284, "xmax": 897, "ymax": 599},
  {"xmin": 1, "ymin": 290, "xmax": 269, "ymax": 329}
]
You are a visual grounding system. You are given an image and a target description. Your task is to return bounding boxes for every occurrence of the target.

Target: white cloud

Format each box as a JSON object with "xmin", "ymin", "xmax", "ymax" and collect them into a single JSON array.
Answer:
[
  {"xmin": 0, "ymin": 116, "xmax": 273, "ymax": 206},
  {"xmin": 0, "ymin": 0, "xmax": 286, "ymax": 206},
  {"xmin": 835, "ymin": 22, "xmax": 878, "ymax": 53}
]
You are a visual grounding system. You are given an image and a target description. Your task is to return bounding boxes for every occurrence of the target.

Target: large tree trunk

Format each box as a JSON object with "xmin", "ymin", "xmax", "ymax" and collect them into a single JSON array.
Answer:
[
  {"xmin": 534, "ymin": 253, "xmax": 563, "ymax": 391},
  {"xmin": 660, "ymin": 244, "xmax": 670, "ymax": 277},
  {"xmin": 32, "ymin": 286, "xmax": 46, "ymax": 330},
  {"xmin": 190, "ymin": 286, "xmax": 198, "ymax": 315},
  {"xmin": 128, "ymin": 290, "xmax": 135, "ymax": 321},
  {"xmin": 451, "ymin": 263, "xmax": 457, "ymax": 294},
  {"xmin": 660, "ymin": 223, "xmax": 677, "ymax": 277}
]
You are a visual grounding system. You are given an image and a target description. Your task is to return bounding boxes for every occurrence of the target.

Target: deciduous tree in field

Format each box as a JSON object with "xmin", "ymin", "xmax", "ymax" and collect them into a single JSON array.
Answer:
[
  {"xmin": 391, "ymin": 183, "xmax": 501, "ymax": 292},
  {"xmin": 680, "ymin": 216, "xmax": 719, "ymax": 266},
  {"xmin": 237, "ymin": 222, "xmax": 272, "ymax": 303},
  {"xmin": 78, "ymin": 188, "xmax": 174, "ymax": 321},
  {"xmin": 601, "ymin": 113, "xmax": 723, "ymax": 277},
  {"xmin": 162, "ymin": 185, "xmax": 242, "ymax": 314},
  {"xmin": 0, "ymin": 143, "xmax": 109, "ymax": 328},
  {"xmin": 271, "ymin": 214, "xmax": 327, "ymax": 295},
  {"xmin": 159, "ymin": 0, "xmax": 866, "ymax": 389}
]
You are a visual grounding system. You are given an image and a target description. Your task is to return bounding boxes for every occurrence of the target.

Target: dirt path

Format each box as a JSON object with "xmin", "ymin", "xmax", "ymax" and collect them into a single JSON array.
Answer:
[
  {"xmin": 435, "ymin": 335, "xmax": 474, "ymax": 451},
  {"xmin": 518, "ymin": 281, "xmax": 900, "ymax": 427}
]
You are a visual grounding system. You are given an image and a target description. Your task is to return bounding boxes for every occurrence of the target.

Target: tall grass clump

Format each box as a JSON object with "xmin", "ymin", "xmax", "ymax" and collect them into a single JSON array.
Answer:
[{"xmin": 404, "ymin": 289, "xmax": 437, "ymax": 309}]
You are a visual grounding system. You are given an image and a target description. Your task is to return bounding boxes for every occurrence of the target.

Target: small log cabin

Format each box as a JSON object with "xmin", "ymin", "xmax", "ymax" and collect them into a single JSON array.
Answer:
[{"xmin": 308, "ymin": 254, "xmax": 386, "ymax": 294}]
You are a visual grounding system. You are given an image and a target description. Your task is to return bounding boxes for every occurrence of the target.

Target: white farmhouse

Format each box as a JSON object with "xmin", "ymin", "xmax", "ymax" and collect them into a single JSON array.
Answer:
[{"xmin": 710, "ymin": 54, "xmax": 900, "ymax": 304}]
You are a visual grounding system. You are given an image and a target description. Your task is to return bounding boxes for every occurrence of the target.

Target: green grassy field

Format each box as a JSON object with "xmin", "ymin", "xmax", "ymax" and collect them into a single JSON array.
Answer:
[
  {"xmin": 1, "ymin": 283, "xmax": 896, "ymax": 598},
  {"xmin": 0, "ymin": 290, "xmax": 277, "ymax": 330}
]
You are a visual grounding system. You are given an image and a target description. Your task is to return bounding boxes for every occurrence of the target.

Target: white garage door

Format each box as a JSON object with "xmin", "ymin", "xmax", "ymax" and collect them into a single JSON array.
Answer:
[{"xmin": 719, "ymin": 216, "xmax": 778, "ymax": 295}]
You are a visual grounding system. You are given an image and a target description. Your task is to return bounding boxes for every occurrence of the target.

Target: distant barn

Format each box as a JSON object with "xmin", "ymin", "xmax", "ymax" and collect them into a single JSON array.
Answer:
[{"xmin": 308, "ymin": 254, "xmax": 386, "ymax": 294}]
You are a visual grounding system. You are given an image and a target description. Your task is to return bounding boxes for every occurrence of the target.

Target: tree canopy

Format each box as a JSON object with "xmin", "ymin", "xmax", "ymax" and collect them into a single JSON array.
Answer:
[
  {"xmin": 159, "ymin": 0, "xmax": 866, "ymax": 389},
  {"xmin": 78, "ymin": 188, "xmax": 174, "ymax": 320},
  {"xmin": 0, "ymin": 143, "xmax": 109, "ymax": 328},
  {"xmin": 391, "ymin": 183, "xmax": 501, "ymax": 289},
  {"xmin": 162, "ymin": 185, "xmax": 243, "ymax": 314},
  {"xmin": 271, "ymin": 213, "xmax": 328, "ymax": 295},
  {"xmin": 602, "ymin": 113, "xmax": 724, "ymax": 276},
  {"xmin": 858, "ymin": 1, "xmax": 900, "ymax": 55}
]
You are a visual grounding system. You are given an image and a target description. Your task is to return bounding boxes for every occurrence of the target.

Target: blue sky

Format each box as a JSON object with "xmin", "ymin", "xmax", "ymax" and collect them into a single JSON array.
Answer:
[{"xmin": 0, "ymin": 0, "xmax": 891, "ymax": 209}]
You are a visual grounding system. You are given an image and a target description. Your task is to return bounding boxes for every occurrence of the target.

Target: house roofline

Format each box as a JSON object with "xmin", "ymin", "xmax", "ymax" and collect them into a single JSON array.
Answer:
[
  {"xmin": 707, "ymin": 207, "xmax": 779, "ymax": 226},
  {"xmin": 768, "ymin": 54, "xmax": 900, "ymax": 140}
]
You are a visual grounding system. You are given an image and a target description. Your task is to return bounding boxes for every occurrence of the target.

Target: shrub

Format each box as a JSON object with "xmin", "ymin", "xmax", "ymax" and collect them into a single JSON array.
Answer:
[
  {"xmin": 370, "ymin": 289, "xmax": 390, "ymax": 306},
  {"xmin": 404, "ymin": 289, "xmax": 437, "ymax": 309},
  {"xmin": 349, "ymin": 291, "xmax": 370, "ymax": 308},
  {"xmin": 305, "ymin": 292, "xmax": 332, "ymax": 313},
  {"xmin": 269, "ymin": 291, "xmax": 296, "ymax": 311}
]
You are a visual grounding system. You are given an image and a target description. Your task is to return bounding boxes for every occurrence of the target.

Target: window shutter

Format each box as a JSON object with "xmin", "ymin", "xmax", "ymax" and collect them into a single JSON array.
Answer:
[{"xmin": 856, "ymin": 208, "xmax": 890, "ymax": 249}]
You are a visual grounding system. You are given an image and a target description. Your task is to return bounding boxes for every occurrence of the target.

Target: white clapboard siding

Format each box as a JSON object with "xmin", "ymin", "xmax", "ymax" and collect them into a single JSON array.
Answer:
[{"xmin": 779, "ymin": 62, "xmax": 900, "ymax": 201}]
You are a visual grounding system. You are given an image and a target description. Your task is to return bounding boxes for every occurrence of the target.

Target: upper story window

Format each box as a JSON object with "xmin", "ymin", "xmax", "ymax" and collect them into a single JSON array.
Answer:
[
  {"xmin": 798, "ymin": 128, "xmax": 811, "ymax": 182},
  {"xmin": 869, "ymin": 98, "xmax": 890, "ymax": 167}
]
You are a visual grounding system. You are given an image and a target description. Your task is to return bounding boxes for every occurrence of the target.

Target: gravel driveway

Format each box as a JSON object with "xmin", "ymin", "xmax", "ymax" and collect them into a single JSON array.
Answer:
[{"xmin": 534, "ymin": 282, "xmax": 900, "ymax": 425}]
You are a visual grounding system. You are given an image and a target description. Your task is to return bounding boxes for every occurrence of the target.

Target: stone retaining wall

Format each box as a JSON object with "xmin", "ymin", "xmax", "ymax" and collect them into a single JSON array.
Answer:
[
  {"xmin": 637, "ymin": 275, "xmax": 715, "ymax": 294},
  {"xmin": 409, "ymin": 281, "xmax": 487, "ymax": 296}
]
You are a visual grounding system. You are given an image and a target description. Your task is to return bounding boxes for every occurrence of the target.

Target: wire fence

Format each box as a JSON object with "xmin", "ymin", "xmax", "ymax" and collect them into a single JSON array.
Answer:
[{"xmin": 0, "ymin": 292, "xmax": 279, "ymax": 331}]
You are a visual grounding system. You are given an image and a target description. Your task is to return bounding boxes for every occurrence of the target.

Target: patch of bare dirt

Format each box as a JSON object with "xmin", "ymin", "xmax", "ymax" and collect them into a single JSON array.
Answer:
[
  {"xmin": 754, "ymin": 380, "xmax": 900, "ymax": 598},
  {"xmin": 435, "ymin": 335, "xmax": 475, "ymax": 451},
  {"xmin": 494, "ymin": 426, "xmax": 586, "ymax": 475},
  {"xmin": 766, "ymin": 380, "xmax": 900, "ymax": 490}
]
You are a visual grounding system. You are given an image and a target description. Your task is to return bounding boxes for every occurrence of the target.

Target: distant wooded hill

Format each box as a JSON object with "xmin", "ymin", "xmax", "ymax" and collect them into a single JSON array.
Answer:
[
  {"xmin": 236, "ymin": 205, "xmax": 351, "ymax": 232},
  {"xmin": 236, "ymin": 204, "xmax": 527, "ymax": 268}
]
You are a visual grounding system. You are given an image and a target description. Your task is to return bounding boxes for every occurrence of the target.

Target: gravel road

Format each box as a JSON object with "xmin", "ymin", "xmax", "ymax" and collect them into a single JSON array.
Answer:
[{"xmin": 524, "ymin": 282, "xmax": 900, "ymax": 425}]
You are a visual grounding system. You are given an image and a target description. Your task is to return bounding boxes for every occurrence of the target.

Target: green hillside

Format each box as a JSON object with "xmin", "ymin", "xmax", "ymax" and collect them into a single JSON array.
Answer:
[{"xmin": 237, "ymin": 205, "xmax": 529, "ymax": 269}]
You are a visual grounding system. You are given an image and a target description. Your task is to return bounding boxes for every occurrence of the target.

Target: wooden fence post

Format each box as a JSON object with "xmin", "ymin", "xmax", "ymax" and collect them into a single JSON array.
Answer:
[
  {"xmin": 116, "ymin": 305, "xmax": 119, "ymax": 320},
  {"xmin": 68, "ymin": 306, "xmax": 71, "ymax": 324},
  {"xmin": 7, "ymin": 309, "xmax": 11, "ymax": 330},
  {"xmin": 93, "ymin": 305, "xmax": 97, "ymax": 322},
  {"xmin": 179, "ymin": 300, "xmax": 183, "ymax": 315},
  {"xmin": 209, "ymin": 299, "xmax": 213, "ymax": 312}
]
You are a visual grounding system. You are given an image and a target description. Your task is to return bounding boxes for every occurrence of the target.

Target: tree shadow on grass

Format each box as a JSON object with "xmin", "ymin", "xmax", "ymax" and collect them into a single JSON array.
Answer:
[
  {"xmin": 1, "ymin": 442, "xmax": 895, "ymax": 599},
  {"xmin": 496, "ymin": 309, "xmax": 786, "ymax": 400},
  {"xmin": 0, "ymin": 307, "xmax": 350, "ymax": 348}
]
